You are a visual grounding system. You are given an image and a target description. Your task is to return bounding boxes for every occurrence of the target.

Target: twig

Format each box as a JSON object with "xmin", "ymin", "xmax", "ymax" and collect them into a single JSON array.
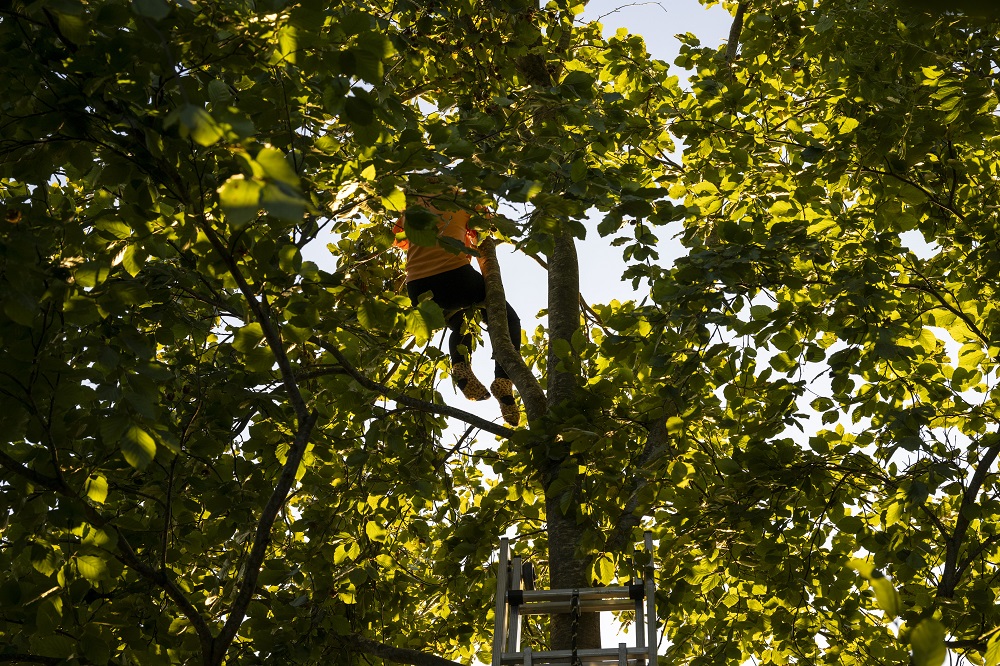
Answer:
[
  {"xmin": 348, "ymin": 635, "xmax": 464, "ymax": 666},
  {"xmin": 314, "ymin": 338, "xmax": 516, "ymax": 439}
]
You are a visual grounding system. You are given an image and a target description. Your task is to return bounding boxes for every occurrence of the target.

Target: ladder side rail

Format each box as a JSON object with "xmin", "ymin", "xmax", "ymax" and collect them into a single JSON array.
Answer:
[
  {"xmin": 524, "ymin": 647, "xmax": 533, "ymax": 666},
  {"xmin": 618, "ymin": 643, "xmax": 628, "ymax": 666},
  {"xmin": 492, "ymin": 538, "xmax": 511, "ymax": 666},
  {"xmin": 643, "ymin": 532, "xmax": 656, "ymax": 666},
  {"xmin": 507, "ymin": 557, "xmax": 523, "ymax": 654}
]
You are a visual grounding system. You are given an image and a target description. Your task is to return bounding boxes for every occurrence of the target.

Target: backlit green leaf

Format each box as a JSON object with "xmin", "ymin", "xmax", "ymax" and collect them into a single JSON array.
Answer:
[
  {"xmin": 219, "ymin": 176, "xmax": 263, "ymax": 228},
  {"xmin": 121, "ymin": 426, "xmax": 156, "ymax": 469},
  {"xmin": 85, "ymin": 474, "xmax": 108, "ymax": 504},
  {"xmin": 910, "ymin": 619, "xmax": 946, "ymax": 666}
]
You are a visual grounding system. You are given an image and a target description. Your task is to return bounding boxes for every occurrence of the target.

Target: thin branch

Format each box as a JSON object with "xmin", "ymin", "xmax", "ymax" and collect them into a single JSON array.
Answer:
[
  {"xmin": 861, "ymin": 166, "xmax": 967, "ymax": 222},
  {"xmin": 348, "ymin": 636, "xmax": 464, "ymax": 666},
  {"xmin": 212, "ymin": 410, "xmax": 319, "ymax": 662},
  {"xmin": 955, "ymin": 532, "xmax": 1000, "ymax": 583},
  {"xmin": 0, "ymin": 448, "xmax": 67, "ymax": 492},
  {"xmin": 898, "ymin": 267, "xmax": 992, "ymax": 352},
  {"xmin": 0, "ymin": 450, "xmax": 217, "ymax": 655},
  {"xmin": 314, "ymin": 338, "xmax": 515, "ymax": 439},
  {"xmin": 938, "ymin": 437, "xmax": 1000, "ymax": 598},
  {"xmin": 606, "ymin": 418, "xmax": 669, "ymax": 552}
]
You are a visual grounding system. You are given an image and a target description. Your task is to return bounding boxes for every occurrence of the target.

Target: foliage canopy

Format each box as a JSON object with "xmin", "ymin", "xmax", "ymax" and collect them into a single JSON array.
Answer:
[{"xmin": 3, "ymin": 0, "xmax": 1000, "ymax": 665}]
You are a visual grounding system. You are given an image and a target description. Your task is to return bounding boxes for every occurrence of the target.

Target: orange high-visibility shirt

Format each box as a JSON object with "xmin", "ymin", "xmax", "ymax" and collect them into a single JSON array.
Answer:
[{"xmin": 396, "ymin": 204, "xmax": 482, "ymax": 282}]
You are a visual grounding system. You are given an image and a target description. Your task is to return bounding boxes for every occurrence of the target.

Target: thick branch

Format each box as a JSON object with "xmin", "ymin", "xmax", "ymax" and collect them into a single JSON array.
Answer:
[
  {"xmin": 546, "ymin": 228, "xmax": 580, "ymax": 409},
  {"xmin": 315, "ymin": 338, "xmax": 515, "ymax": 439},
  {"xmin": 606, "ymin": 419, "xmax": 670, "ymax": 552},
  {"xmin": 0, "ymin": 448, "xmax": 67, "ymax": 492},
  {"xmin": 212, "ymin": 410, "xmax": 319, "ymax": 662},
  {"xmin": 725, "ymin": 2, "xmax": 747, "ymax": 62},
  {"xmin": 938, "ymin": 437, "xmax": 1000, "ymax": 598},
  {"xmin": 349, "ymin": 636, "xmax": 464, "ymax": 666},
  {"xmin": 478, "ymin": 237, "xmax": 547, "ymax": 422}
]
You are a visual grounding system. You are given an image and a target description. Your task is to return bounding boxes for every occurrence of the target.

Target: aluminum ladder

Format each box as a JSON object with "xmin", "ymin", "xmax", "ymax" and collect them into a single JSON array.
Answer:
[{"xmin": 491, "ymin": 532, "xmax": 657, "ymax": 666}]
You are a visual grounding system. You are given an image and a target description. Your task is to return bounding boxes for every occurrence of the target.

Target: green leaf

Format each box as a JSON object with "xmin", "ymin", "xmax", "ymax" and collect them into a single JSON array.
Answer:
[
  {"xmin": 768, "ymin": 200, "xmax": 796, "ymax": 217},
  {"xmin": 0, "ymin": 580, "xmax": 21, "ymax": 606},
  {"xmin": 255, "ymin": 146, "xmax": 301, "ymax": 188},
  {"xmin": 910, "ymin": 619, "xmax": 946, "ymax": 666},
  {"xmin": 365, "ymin": 521, "xmax": 387, "ymax": 542},
  {"xmin": 358, "ymin": 300, "xmax": 395, "ymax": 331},
  {"xmin": 278, "ymin": 244, "xmax": 302, "ymax": 274},
  {"xmin": 133, "ymin": 0, "xmax": 170, "ymax": 20},
  {"xmin": 233, "ymin": 323, "xmax": 264, "ymax": 353},
  {"xmin": 593, "ymin": 554, "xmax": 615, "ymax": 584},
  {"xmin": 986, "ymin": 631, "xmax": 1000, "ymax": 666},
  {"xmin": 959, "ymin": 343, "xmax": 985, "ymax": 370},
  {"xmin": 121, "ymin": 425, "xmax": 157, "ymax": 469},
  {"xmin": 121, "ymin": 245, "xmax": 145, "ymax": 277},
  {"xmin": 219, "ymin": 176, "xmax": 263, "ymax": 228},
  {"xmin": 208, "ymin": 79, "xmax": 232, "ymax": 104},
  {"xmin": 178, "ymin": 105, "xmax": 224, "ymax": 146},
  {"xmin": 85, "ymin": 474, "xmax": 108, "ymax": 504},
  {"xmin": 562, "ymin": 70, "xmax": 595, "ymax": 97},
  {"xmin": 345, "ymin": 96, "xmax": 375, "ymax": 125},
  {"xmin": 31, "ymin": 544, "xmax": 59, "ymax": 577},
  {"xmin": 382, "ymin": 187, "xmax": 406, "ymax": 212},
  {"xmin": 801, "ymin": 146, "xmax": 825, "ymax": 162},
  {"xmin": 81, "ymin": 631, "xmax": 111, "ymax": 664},
  {"xmin": 261, "ymin": 182, "xmax": 307, "ymax": 221},
  {"xmin": 277, "ymin": 24, "xmax": 297, "ymax": 64},
  {"xmin": 76, "ymin": 555, "xmax": 107, "ymax": 583},
  {"xmin": 851, "ymin": 559, "xmax": 901, "ymax": 618},
  {"xmin": 4, "ymin": 292, "xmax": 38, "ymax": 325}
]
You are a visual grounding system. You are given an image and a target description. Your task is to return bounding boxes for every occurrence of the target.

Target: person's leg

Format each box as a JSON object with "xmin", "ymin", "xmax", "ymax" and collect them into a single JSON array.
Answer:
[
  {"xmin": 407, "ymin": 266, "xmax": 489, "ymax": 401},
  {"xmin": 446, "ymin": 310, "xmax": 473, "ymax": 366},
  {"xmin": 408, "ymin": 265, "xmax": 485, "ymax": 311},
  {"xmin": 481, "ymin": 301, "xmax": 522, "ymax": 427},
  {"xmin": 481, "ymin": 302, "xmax": 521, "ymax": 380},
  {"xmin": 445, "ymin": 309, "xmax": 489, "ymax": 400}
]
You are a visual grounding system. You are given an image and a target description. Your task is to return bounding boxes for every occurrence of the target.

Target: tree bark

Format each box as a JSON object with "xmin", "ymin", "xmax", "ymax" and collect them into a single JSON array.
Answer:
[
  {"xmin": 479, "ymin": 237, "xmax": 547, "ymax": 422},
  {"xmin": 544, "ymin": 226, "xmax": 600, "ymax": 650}
]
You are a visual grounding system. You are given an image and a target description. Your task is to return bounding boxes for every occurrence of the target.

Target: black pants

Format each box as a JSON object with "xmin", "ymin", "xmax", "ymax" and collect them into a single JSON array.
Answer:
[{"xmin": 407, "ymin": 264, "xmax": 520, "ymax": 380}]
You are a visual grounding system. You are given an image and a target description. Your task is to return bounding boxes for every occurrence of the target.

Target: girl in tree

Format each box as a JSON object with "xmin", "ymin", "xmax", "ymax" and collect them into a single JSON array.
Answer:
[{"xmin": 394, "ymin": 197, "xmax": 522, "ymax": 426}]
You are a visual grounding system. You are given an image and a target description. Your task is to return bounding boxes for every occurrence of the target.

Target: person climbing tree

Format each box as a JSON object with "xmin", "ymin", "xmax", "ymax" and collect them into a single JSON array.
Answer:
[{"xmin": 394, "ymin": 194, "xmax": 522, "ymax": 427}]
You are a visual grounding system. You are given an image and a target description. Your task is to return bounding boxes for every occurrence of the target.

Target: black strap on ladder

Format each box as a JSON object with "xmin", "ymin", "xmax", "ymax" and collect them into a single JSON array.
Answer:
[{"xmin": 570, "ymin": 590, "xmax": 581, "ymax": 666}]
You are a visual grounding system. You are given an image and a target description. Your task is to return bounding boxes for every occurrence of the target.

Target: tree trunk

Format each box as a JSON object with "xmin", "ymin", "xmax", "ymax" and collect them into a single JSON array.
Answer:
[{"xmin": 544, "ymin": 227, "xmax": 601, "ymax": 650}]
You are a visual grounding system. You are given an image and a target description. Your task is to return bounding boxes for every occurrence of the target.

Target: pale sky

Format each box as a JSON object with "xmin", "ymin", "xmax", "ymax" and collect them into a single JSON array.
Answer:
[{"xmin": 488, "ymin": 0, "xmax": 732, "ymax": 390}]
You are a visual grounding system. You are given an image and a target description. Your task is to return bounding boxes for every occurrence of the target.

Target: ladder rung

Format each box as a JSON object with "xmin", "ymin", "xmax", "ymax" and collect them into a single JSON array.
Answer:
[
  {"xmin": 520, "ymin": 598, "xmax": 639, "ymax": 615},
  {"xmin": 513, "ymin": 586, "xmax": 642, "ymax": 604},
  {"xmin": 501, "ymin": 647, "xmax": 649, "ymax": 665}
]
